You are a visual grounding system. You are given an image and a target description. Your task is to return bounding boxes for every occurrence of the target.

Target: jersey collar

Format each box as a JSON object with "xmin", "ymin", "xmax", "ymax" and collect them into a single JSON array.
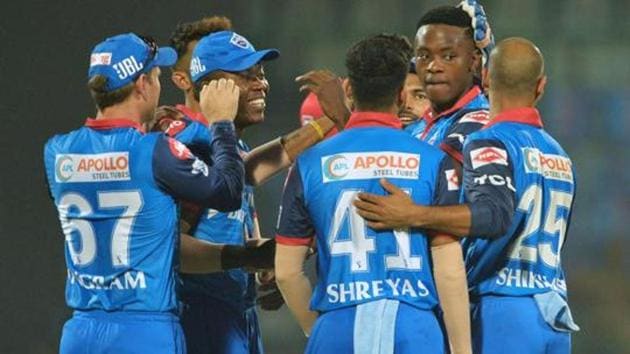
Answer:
[
  {"xmin": 345, "ymin": 111, "xmax": 402, "ymax": 130},
  {"xmin": 85, "ymin": 118, "xmax": 145, "ymax": 133},
  {"xmin": 176, "ymin": 104, "xmax": 209, "ymax": 127},
  {"xmin": 484, "ymin": 107, "xmax": 543, "ymax": 129},
  {"xmin": 424, "ymin": 85, "xmax": 482, "ymax": 124}
]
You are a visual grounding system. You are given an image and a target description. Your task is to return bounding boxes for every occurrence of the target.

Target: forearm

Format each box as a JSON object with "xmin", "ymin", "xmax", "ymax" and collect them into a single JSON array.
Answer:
[
  {"xmin": 244, "ymin": 116, "xmax": 336, "ymax": 186},
  {"xmin": 409, "ymin": 204, "xmax": 472, "ymax": 237},
  {"xmin": 431, "ymin": 240, "xmax": 472, "ymax": 354},
  {"xmin": 275, "ymin": 244, "xmax": 318, "ymax": 335},
  {"xmin": 179, "ymin": 234, "xmax": 223, "ymax": 274}
]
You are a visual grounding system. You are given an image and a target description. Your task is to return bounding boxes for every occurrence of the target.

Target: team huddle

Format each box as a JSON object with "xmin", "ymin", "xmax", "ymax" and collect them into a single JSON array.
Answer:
[{"xmin": 44, "ymin": 1, "xmax": 579, "ymax": 354}]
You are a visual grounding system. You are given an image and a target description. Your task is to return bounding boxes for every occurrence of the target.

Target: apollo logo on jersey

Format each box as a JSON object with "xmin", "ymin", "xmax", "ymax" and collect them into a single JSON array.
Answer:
[
  {"xmin": 523, "ymin": 148, "xmax": 573, "ymax": 183},
  {"xmin": 321, "ymin": 152, "xmax": 420, "ymax": 183},
  {"xmin": 469, "ymin": 146, "xmax": 509, "ymax": 169},
  {"xmin": 55, "ymin": 152, "xmax": 130, "ymax": 183}
]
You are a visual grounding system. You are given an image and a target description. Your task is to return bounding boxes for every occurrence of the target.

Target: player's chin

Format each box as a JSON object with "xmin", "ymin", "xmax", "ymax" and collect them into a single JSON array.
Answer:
[{"xmin": 245, "ymin": 109, "xmax": 265, "ymax": 126}]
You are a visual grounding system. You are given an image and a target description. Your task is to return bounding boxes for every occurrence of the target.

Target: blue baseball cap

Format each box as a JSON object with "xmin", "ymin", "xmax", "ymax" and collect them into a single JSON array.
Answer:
[
  {"xmin": 88, "ymin": 33, "xmax": 177, "ymax": 92},
  {"xmin": 190, "ymin": 31, "xmax": 279, "ymax": 83}
]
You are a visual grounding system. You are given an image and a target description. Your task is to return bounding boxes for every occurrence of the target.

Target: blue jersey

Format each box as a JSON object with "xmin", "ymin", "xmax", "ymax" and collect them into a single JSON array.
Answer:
[
  {"xmin": 409, "ymin": 86, "xmax": 489, "ymax": 163},
  {"xmin": 276, "ymin": 112, "xmax": 459, "ymax": 313},
  {"xmin": 460, "ymin": 108, "xmax": 576, "ymax": 299},
  {"xmin": 181, "ymin": 140, "xmax": 258, "ymax": 311},
  {"xmin": 44, "ymin": 118, "xmax": 244, "ymax": 313}
]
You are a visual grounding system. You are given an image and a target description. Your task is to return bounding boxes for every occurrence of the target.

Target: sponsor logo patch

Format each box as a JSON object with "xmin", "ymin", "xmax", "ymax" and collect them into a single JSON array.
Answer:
[
  {"xmin": 190, "ymin": 57, "xmax": 207, "ymax": 77},
  {"xmin": 90, "ymin": 52, "xmax": 112, "ymax": 66},
  {"xmin": 55, "ymin": 152, "xmax": 130, "ymax": 183},
  {"xmin": 168, "ymin": 138, "xmax": 193, "ymax": 160},
  {"xmin": 523, "ymin": 148, "xmax": 573, "ymax": 183},
  {"xmin": 321, "ymin": 152, "xmax": 420, "ymax": 183},
  {"xmin": 459, "ymin": 110, "xmax": 490, "ymax": 124},
  {"xmin": 470, "ymin": 147, "xmax": 508, "ymax": 169},
  {"xmin": 165, "ymin": 120, "xmax": 186, "ymax": 136},
  {"xmin": 230, "ymin": 33, "xmax": 253, "ymax": 49},
  {"xmin": 445, "ymin": 169, "xmax": 460, "ymax": 191}
]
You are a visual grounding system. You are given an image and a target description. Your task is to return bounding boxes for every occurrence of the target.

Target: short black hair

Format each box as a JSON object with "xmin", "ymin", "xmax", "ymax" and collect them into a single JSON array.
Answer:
[
  {"xmin": 345, "ymin": 33, "xmax": 412, "ymax": 110},
  {"xmin": 169, "ymin": 16, "xmax": 233, "ymax": 70},
  {"xmin": 416, "ymin": 5, "xmax": 473, "ymax": 38}
]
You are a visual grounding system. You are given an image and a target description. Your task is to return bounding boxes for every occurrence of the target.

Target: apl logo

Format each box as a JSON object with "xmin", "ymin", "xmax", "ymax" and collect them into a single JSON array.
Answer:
[
  {"xmin": 523, "ymin": 148, "xmax": 541, "ymax": 173},
  {"xmin": 55, "ymin": 155, "xmax": 74, "ymax": 182},
  {"xmin": 323, "ymin": 155, "xmax": 350, "ymax": 181}
]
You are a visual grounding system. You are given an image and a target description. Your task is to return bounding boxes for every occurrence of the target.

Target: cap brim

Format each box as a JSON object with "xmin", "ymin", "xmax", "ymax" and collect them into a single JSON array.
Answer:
[
  {"xmin": 222, "ymin": 48, "xmax": 280, "ymax": 72},
  {"xmin": 153, "ymin": 47, "xmax": 178, "ymax": 67}
]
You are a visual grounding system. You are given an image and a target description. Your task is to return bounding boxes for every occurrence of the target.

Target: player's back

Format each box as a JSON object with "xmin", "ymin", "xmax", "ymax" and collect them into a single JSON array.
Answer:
[
  {"xmin": 462, "ymin": 114, "xmax": 576, "ymax": 299},
  {"xmin": 295, "ymin": 121, "xmax": 446, "ymax": 313},
  {"xmin": 44, "ymin": 120, "xmax": 179, "ymax": 313}
]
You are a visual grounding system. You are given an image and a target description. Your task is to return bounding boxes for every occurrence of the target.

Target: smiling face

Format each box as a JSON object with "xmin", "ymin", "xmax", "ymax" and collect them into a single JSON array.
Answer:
[
  {"xmin": 415, "ymin": 24, "xmax": 479, "ymax": 113},
  {"xmin": 212, "ymin": 64, "xmax": 269, "ymax": 130}
]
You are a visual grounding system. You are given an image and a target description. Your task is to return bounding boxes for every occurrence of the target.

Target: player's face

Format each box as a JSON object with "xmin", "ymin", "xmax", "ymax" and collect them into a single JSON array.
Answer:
[
  {"xmin": 415, "ymin": 24, "xmax": 478, "ymax": 113},
  {"xmin": 216, "ymin": 64, "xmax": 269, "ymax": 130},
  {"xmin": 399, "ymin": 73, "xmax": 429, "ymax": 127}
]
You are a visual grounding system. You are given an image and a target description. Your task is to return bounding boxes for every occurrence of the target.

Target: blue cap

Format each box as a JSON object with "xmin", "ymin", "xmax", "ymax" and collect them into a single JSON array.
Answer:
[
  {"xmin": 88, "ymin": 33, "xmax": 177, "ymax": 91},
  {"xmin": 190, "ymin": 31, "xmax": 279, "ymax": 83}
]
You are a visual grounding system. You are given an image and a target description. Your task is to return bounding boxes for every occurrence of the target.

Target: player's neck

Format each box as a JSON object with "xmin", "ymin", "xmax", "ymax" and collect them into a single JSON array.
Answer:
[
  {"xmin": 489, "ymin": 92, "xmax": 536, "ymax": 120},
  {"xmin": 354, "ymin": 103, "xmax": 399, "ymax": 115},
  {"xmin": 96, "ymin": 102, "xmax": 144, "ymax": 124}
]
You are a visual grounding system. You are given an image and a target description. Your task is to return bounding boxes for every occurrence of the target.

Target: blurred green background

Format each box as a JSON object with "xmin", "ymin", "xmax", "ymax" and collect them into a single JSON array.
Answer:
[{"xmin": 1, "ymin": 0, "xmax": 627, "ymax": 353}]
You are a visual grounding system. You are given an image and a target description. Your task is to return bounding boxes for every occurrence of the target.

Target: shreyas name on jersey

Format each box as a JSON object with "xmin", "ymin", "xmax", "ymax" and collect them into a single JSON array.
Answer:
[
  {"xmin": 55, "ymin": 152, "xmax": 130, "ymax": 183},
  {"xmin": 326, "ymin": 277, "xmax": 431, "ymax": 304},
  {"xmin": 523, "ymin": 148, "xmax": 573, "ymax": 183},
  {"xmin": 321, "ymin": 152, "xmax": 420, "ymax": 183},
  {"xmin": 67, "ymin": 269, "xmax": 147, "ymax": 290}
]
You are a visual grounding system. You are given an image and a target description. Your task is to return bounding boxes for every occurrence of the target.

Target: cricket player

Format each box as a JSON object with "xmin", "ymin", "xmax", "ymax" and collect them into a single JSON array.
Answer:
[
  {"xmin": 275, "ymin": 34, "xmax": 471, "ymax": 354},
  {"xmin": 44, "ymin": 33, "xmax": 246, "ymax": 353},
  {"xmin": 354, "ymin": 38, "xmax": 579, "ymax": 354},
  {"xmin": 157, "ymin": 25, "xmax": 348, "ymax": 353},
  {"xmin": 399, "ymin": 58, "xmax": 430, "ymax": 128}
]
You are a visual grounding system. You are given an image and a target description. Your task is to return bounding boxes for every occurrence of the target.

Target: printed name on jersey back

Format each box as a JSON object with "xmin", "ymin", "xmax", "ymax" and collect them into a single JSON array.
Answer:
[
  {"xmin": 523, "ymin": 148, "xmax": 573, "ymax": 183},
  {"xmin": 459, "ymin": 110, "xmax": 490, "ymax": 124},
  {"xmin": 469, "ymin": 146, "xmax": 508, "ymax": 169},
  {"xmin": 55, "ymin": 152, "xmax": 130, "ymax": 183},
  {"xmin": 321, "ymin": 151, "xmax": 420, "ymax": 183}
]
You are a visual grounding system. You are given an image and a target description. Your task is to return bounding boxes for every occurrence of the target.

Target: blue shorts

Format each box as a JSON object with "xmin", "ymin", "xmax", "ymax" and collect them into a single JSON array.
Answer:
[
  {"xmin": 180, "ymin": 296, "xmax": 263, "ymax": 354},
  {"xmin": 305, "ymin": 299, "xmax": 444, "ymax": 354},
  {"xmin": 60, "ymin": 310, "xmax": 185, "ymax": 354},
  {"xmin": 472, "ymin": 295, "xmax": 571, "ymax": 354}
]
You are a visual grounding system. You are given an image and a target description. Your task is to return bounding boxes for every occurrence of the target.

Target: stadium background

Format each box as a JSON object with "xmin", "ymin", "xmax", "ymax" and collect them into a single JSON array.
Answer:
[{"xmin": 1, "ymin": 0, "xmax": 628, "ymax": 353}]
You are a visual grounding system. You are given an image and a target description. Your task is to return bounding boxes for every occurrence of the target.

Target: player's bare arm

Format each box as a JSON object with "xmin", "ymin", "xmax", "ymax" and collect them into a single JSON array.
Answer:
[
  {"xmin": 430, "ymin": 235, "xmax": 472, "ymax": 354},
  {"xmin": 243, "ymin": 113, "xmax": 337, "ymax": 186},
  {"xmin": 274, "ymin": 243, "xmax": 318, "ymax": 336}
]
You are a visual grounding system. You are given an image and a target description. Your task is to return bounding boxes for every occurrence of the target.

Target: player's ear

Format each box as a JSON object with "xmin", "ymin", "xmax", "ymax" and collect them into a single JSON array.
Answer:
[
  {"xmin": 471, "ymin": 48, "xmax": 482, "ymax": 75},
  {"xmin": 342, "ymin": 78, "xmax": 353, "ymax": 103},
  {"xmin": 135, "ymin": 73, "xmax": 149, "ymax": 100},
  {"xmin": 481, "ymin": 67, "xmax": 490, "ymax": 92},
  {"xmin": 534, "ymin": 75, "xmax": 547, "ymax": 104},
  {"xmin": 172, "ymin": 70, "xmax": 193, "ymax": 91}
]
